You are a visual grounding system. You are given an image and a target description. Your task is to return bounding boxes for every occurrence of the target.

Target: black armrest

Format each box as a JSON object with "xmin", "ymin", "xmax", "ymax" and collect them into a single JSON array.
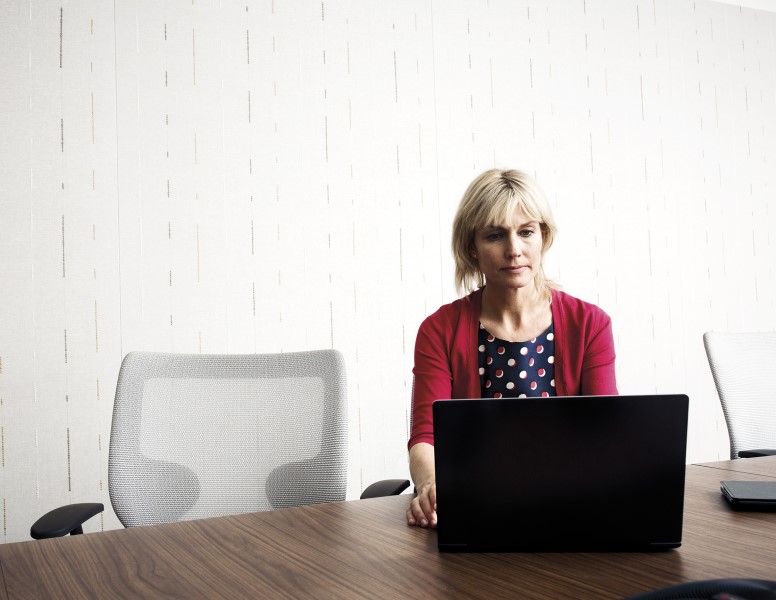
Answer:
[
  {"xmin": 31, "ymin": 503, "xmax": 104, "ymax": 540},
  {"xmin": 360, "ymin": 479, "xmax": 410, "ymax": 499},
  {"xmin": 738, "ymin": 449, "xmax": 776, "ymax": 458},
  {"xmin": 628, "ymin": 578, "xmax": 776, "ymax": 600}
]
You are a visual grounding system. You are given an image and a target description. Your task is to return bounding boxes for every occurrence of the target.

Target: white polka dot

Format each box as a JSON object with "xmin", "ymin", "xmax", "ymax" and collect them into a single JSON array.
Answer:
[
  {"xmin": 550, "ymin": 379, "xmax": 555, "ymax": 387},
  {"xmin": 506, "ymin": 382, "xmax": 515, "ymax": 390},
  {"xmin": 479, "ymin": 344, "xmax": 485, "ymax": 352},
  {"xmin": 519, "ymin": 370, "xmax": 527, "ymax": 379},
  {"xmin": 547, "ymin": 332, "xmax": 554, "ymax": 341},
  {"xmin": 507, "ymin": 358, "xmax": 516, "ymax": 367},
  {"xmin": 518, "ymin": 393, "xmax": 527, "ymax": 398},
  {"xmin": 520, "ymin": 347, "xmax": 528, "ymax": 356},
  {"xmin": 548, "ymin": 355, "xmax": 555, "ymax": 364},
  {"xmin": 479, "ymin": 367, "xmax": 485, "ymax": 375}
]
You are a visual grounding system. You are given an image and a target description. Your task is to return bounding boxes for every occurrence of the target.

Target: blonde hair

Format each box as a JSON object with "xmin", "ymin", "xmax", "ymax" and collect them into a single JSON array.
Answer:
[{"xmin": 452, "ymin": 169, "xmax": 558, "ymax": 297}]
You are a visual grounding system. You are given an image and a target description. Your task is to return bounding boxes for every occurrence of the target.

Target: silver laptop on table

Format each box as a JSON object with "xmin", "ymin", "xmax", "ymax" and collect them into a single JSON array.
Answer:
[{"xmin": 433, "ymin": 394, "xmax": 689, "ymax": 552}]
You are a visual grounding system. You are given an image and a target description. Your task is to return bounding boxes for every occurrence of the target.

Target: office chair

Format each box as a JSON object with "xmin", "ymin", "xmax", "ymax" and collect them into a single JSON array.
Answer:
[
  {"xmin": 628, "ymin": 578, "xmax": 776, "ymax": 599},
  {"xmin": 703, "ymin": 331, "xmax": 776, "ymax": 459},
  {"xmin": 31, "ymin": 350, "xmax": 409, "ymax": 538}
]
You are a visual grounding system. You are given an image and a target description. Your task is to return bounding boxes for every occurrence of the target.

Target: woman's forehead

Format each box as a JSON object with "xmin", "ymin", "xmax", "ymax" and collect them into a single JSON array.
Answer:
[{"xmin": 485, "ymin": 206, "xmax": 539, "ymax": 228}]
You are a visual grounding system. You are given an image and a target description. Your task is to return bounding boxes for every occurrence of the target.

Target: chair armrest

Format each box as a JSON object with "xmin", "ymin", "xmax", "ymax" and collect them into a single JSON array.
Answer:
[
  {"xmin": 738, "ymin": 449, "xmax": 776, "ymax": 458},
  {"xmin": 31, "ymin": 503, "xmax": 105, "ymax": 539},
  {"xmin": 360, "ymin": 479, "xmax": 410, "ymax": 499}
]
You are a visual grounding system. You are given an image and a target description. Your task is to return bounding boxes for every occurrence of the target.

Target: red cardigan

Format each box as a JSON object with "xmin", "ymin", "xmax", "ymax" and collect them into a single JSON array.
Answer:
[{"xmin": 408, "ymin": 288, "xmax": 618, "ymax": 449}]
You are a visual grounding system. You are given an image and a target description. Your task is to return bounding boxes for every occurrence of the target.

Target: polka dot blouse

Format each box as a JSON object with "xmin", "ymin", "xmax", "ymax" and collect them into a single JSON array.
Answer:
[{"xmin": 478, "ymin": 322, "xmax": 557, "ymax": 399}]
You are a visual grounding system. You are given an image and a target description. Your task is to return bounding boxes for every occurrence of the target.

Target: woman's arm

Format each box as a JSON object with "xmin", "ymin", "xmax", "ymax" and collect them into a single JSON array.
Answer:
[
  {"xmin": 407, "ymin": 305, "xmax": 462, "ymax": 526},
  {"xmin": 408, "ymin": 315, "xmax": 455, "ymax": 448},
  {"xmin": 581, "ymin": 314, "xmax": 618, "ymax": 395},
  {"xmin": 406, "ymin": 442, "xmax": 437, "ymax": 527}
]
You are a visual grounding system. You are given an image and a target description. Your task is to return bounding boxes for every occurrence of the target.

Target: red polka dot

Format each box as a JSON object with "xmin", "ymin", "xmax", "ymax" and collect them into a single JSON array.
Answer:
[
  {"xmin": 530, "ymin": 381, "xmax": 537, "ymax": 390},
  {"xmin": 529, "ymin": 357, "xmax": 535, "ymax": 366},
  {"xmin": 487, "ymin": 356, "xmax": 493, "ymax": 365},
  {"xmin": 536, "ymin": 345, "xmax": 544, "ymax": 354},
  {"xmin": 538, "ymin": 368, "xmax": 546, "ymax": 377},
  {"xmin": 494, "ymin": 392, "xmax": 502, "ymax": 399},
  {"xmin": 487, "ymin": 334, "xmax": 495, "ymax": 342},
  {"xmin": 497, "ymin": 346, "xmax": 506, "ymax": 355},
  {"xmin": 495, "ymin": 369, "xmax": 504, "ymax": 378},
  {"xmin": 541, "ymin": 391, "xmax": 549, "ymax": 398}
]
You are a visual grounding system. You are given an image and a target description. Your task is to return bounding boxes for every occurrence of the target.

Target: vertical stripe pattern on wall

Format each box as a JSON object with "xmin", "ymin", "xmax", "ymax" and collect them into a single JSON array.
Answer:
[{"xmin": 0, "ymin": 0, "xmax": 774, "ymax": 542}]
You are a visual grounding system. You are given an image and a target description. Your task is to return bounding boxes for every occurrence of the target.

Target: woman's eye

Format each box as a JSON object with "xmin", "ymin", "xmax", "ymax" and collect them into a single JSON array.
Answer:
[
  {"xmin": 485, "ymin": 232, "xmax": 503, "ymax": 241},
  {"xmin": 519, "ymin": 229, "xmax": 535, "ymax": 237}
]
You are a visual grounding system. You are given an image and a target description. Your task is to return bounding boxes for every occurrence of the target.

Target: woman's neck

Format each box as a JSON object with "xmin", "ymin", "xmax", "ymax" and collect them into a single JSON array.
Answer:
[{"xmin": 479, "ymin": 284, "xmax": 552, "ymax": 342}]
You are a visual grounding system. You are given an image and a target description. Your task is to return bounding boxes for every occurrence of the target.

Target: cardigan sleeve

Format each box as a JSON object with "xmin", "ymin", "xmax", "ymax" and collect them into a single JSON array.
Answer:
[
  {"xmin": 579, "ymin": 309, "xmax": 618, "ymax": 395},
  {"xmin": 408, "ymin": 310, "xmax": 454, "ymax": 449}
]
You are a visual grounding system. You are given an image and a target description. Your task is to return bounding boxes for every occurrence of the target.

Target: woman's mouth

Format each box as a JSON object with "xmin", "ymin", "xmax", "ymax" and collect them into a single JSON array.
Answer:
[{"xmin": 502, "ymin": 265, "xmax": 528, "ymax": 273}]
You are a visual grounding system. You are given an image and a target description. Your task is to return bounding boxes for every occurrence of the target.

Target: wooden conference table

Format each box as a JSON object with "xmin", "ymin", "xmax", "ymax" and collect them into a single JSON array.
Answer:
[{"xmin": 2, "ymin": 458, "xmax": 776, "ymax": 599}]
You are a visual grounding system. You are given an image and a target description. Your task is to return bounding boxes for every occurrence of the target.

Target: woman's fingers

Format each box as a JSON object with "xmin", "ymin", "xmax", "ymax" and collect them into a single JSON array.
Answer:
[{"xmin": 406, "ymin": 484, "xmax": 437, "ymax": 527}]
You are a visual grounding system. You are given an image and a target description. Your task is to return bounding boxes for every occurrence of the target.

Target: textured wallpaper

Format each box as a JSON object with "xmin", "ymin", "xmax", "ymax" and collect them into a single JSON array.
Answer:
[{"xmin": 0, "ymin": 0, "xmax": 774, "ymax": 542}]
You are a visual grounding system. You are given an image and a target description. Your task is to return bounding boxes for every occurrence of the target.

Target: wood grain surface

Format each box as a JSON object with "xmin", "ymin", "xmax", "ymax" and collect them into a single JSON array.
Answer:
[{"xmin": 2, "ymin": 459, "xmax": 776, "ymax": 599}]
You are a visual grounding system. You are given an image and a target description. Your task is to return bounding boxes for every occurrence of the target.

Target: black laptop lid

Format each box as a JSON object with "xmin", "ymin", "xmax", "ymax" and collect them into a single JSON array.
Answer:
[
  {"xmin": 433, "ymin": 394, "xmax": 689, "ymax": 552},
  {"xmin": 721, "ymin": 480, "xmax": 776, "ymax": 511}
]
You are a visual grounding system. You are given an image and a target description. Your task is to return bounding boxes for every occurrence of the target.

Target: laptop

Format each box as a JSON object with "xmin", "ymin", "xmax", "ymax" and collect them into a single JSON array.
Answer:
[
  {"xmin": 433, "ymin": 394, "xmax": 689, "ymax": 552},
  {"xmin": 721, "ymin": 480, "xmax": 776, "ymax": 511}
]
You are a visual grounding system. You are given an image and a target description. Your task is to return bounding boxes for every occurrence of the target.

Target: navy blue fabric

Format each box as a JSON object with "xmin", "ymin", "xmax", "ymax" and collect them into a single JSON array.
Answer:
[{"xmin": 478, "ymin": 322, "xmax": 557, "ymax": 398}]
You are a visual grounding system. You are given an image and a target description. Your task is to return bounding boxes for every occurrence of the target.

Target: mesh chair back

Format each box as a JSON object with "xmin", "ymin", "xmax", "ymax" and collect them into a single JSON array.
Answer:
[
  {"xmin": 108, "ymin": 350, "xmax": 348, "ymax": 527},
  {"xmin": 703, "ymin": 332, "xmax": 776, "ymax": 459}
]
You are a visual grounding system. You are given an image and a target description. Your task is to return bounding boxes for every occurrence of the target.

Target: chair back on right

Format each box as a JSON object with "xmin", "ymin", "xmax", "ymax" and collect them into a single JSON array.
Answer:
[{"xmin": 703, "ymin": 331, "xmax": 776, "ymax": 459}]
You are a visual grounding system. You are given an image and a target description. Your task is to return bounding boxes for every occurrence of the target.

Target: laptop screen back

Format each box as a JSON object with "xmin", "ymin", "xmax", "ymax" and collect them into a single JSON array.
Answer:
[{"xmin": 433, "ymin": 394, "xmax": 689, "ymax": 551}]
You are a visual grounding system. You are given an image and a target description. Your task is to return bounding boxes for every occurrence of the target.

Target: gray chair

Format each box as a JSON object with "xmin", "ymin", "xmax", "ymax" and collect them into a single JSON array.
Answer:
[
  {"xmin": 32, "ymin": 350, "xmax": 408, "ymax": 538},
  {"xmin": 703, "ymin": 331, "xmax": 776, "ymax": 459}
]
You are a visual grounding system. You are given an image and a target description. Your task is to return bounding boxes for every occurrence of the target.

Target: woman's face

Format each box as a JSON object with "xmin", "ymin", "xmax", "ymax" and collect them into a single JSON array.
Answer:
[{"xmin": 471, "ymin": 208, "xmax": 544, "ymax": 291}]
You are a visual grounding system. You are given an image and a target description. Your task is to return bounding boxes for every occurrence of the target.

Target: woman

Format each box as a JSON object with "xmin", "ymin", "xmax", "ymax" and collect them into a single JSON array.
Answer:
[{"xmin": 406, "ymin": 168, "xmax": 618, "ymax": 528}]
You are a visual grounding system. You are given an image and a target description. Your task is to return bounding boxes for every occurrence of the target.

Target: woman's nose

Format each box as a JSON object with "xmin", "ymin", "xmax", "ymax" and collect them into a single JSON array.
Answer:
[{"xmin": 506, "ymin": 233, "xmax": 522, "ymax": 256}]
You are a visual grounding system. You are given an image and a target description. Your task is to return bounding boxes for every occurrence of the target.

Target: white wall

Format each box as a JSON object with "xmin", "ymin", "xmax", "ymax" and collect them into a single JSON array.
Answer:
[
  {"xmin": 1, "ymin": 0, "xmax": 774, "ymax": 543},
  {"xmin": 715, "ymin": 0, "xmax": 776, "ymax": 12}
]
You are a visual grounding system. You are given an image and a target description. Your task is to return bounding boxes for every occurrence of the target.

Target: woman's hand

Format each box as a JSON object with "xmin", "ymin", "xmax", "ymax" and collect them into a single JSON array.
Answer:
[
  {"xmin": 406, "ymin": 481, "xmax": 437, "ymax": 527},
  {"xmin": 407, "ymin": 442, "xmax": 437, "ymax": 527}
]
